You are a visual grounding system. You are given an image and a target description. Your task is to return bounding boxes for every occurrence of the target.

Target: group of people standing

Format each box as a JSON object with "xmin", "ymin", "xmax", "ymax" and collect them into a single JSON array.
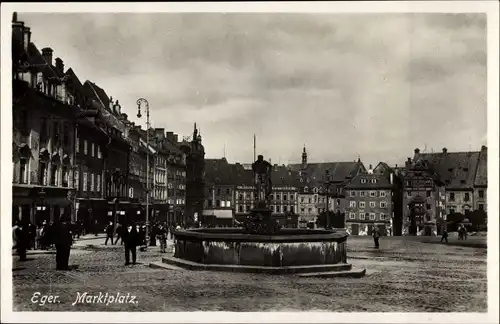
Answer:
[
  {"xmin": 13, "ymin": 215, "xmax": 73, "ymax": 270},
  {"xmin": 103, "ymin": 221, "xmax": 182, "ymax": 265}
]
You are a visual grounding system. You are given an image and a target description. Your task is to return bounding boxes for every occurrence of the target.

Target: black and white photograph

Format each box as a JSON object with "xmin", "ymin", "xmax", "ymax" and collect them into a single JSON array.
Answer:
[{"xmin": 1, "ymin": 2, "xmax": 499, "ymax": 323}]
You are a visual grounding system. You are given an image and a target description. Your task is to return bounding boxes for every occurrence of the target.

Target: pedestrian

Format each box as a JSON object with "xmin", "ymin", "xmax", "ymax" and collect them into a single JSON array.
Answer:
[
  {"xmin": 104, "ymin": 221, "xmax": 114, "ymax": 245},
  {"xmin": 372, "ymin": 227, "xmax": 381, "ymax": 248},
  {"xmin": 93, "ymin": 220, "xmax": 99, "ymax": 236},
  {"xmin": 157, "ymin": 224, "xmax": 167, "ymax": 253},
  {"xmin": 114, "ymin": 222, "xmax": 123, "ymax": 245},
  {"xmin": 463, "ymin": 226, "xmax": 468, "ymax": 240},
  {"xmin": 14, "ymin": 221, "xmax": 29, "ymax": 261},
  {"xmin": 54, "ymin": 214, "xmax": 73, "ymax": 270},
  {"xmin": 122, "ymin": 223, "xmax": 139, "ymax": 265},
  {"xmin": 149, "ymin": 223, "xmax": 157, "ymax": 247},
  {"xmin": 441, "ymin": 229, "xmax": 449, "ymax": 243}
]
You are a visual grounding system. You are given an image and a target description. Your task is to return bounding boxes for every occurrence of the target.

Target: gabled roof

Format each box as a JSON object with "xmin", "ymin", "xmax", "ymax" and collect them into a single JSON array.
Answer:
[
  {"xmin": 474, "ymin": 146, "xmax": 487, "ymax": 187},
  {"xmin": 415, "ymin": 151, "xmax": 480, "ymax": 189},
  {"xmin": 64, "ymin": 68, "xmax": 83, "ymax": 90},
  {"xmin": 204, "ymin": 159, "xmax": 301, "ymax": 188},
  {"xmin": 288, "ymin": 161, "xmax": 365, "ymax": 186},
  {"xmin": 83, "ymin": 81, "xmax": 126, "ymax": 133},
  {"xmin": 345, "ymin": 172, "xmax": 393, "ymax": 189}
]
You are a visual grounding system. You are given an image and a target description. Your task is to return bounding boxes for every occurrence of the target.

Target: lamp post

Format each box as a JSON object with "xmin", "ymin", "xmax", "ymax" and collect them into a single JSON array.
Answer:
[{"xmin": 137, "ymin": 98, "xmax": 150, "ymax": 245}]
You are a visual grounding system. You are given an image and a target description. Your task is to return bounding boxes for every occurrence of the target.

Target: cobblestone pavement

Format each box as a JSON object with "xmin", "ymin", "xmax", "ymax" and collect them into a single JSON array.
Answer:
[{"xmin": 12, "ymin": 237, "xmax": 487, "ymax": 312}]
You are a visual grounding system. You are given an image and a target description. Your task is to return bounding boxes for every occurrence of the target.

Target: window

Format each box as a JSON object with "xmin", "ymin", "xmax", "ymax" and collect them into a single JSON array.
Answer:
[
  {"xmin": 350, "ymin": 191, "xmax": 356, "ymax": 197},
  {"xmin": 83, "ymin": 172, "xmax": 87, "ymax": 191},
  {"xmin": 380, "ymin": 201, "xmax": 387, "ymax": 208},
  {"xmin": 407, "ymin": 191, "xmax": 412, "ymax": 197},
  {"xmin": 90, "ymin": 173, "xmax": 94, "ymax": 191},
  {"xmin": 349, "ymin": 212, "xmax": 356, "ymax": 220},
  {"xmin": 276, "ymin": 206, "xmax": 281, "ymax": 213},
  {"xmin": 360, "ymin": 178, "xmax": 367, "ymax": 184},
  {"xmin": 19, "ymin": 159, "xmax": 28, "ymax": 184},
  {"xmin": 360, "ymin": 191, "xmax": 366, "ymax": 197},
  {"xmin": 283, "ymin": 194, "xmax": 287, "ymax": 201},
  {"xmin": 369, "ymin": 202, "xmax": 376, "ymax": 208},
  {"xmin": 304, "ymin": 187, "xmax": 308, "ymax": 193},
  {"xmin": 300, "ymin": 197, "xmax": 304, "ymax": 203},
  {"xmin": 215, "ymin": 200, "xmax": 220, "ymax": 207},
  {"xmin": 479, "ymin": 204, "xmax": 484, "ymax": 211},
  {"xmin": 370, "ymin": 191, "xmax": 377, "ymax": 197},
  {"xmin": 217, "ymin": 188, "xmax": 221, "ymax": 195},
  {"xmin": 369, "ymin": 213, "xmax": 376, "ymax": 220},
  {"xmin": 426, "ymin": 203, "xmax": 431, "ymax": 209},
  {"xmin": 97, "ymin": 174, "xmax": 101, "ymax": 192},
  {"xmin": 207, "ymin": 200, "xmax": 213, "ymax": 207},
  {"xmin": 308, "ymin": 208, "xmax": 312, "ymax": 213},
  {"xmin": 75, "ymin": 170, "xmax": 79, "ymax": 190},
  {"xmin": 246, "ymin": 205, "xmax": 250, "ymax": 212},
  {"xmin": 239, "ymin": 194, "xmax": 243, "ymax": 200},
  {"xmin": 50, "ymin": 164, "xmax": 58, "ymax": 186},
  {"xmin": 359, "ymin": 212, "xmax": 365, "ymax": 220},
  {"xmin": 301, "ymin": 208, "xmax": 305, "ymax": 213},
  {"xmin": 238, "ymin": 205, "xmax": 243, "ymax": 212},
  {"xmin": 359, "ymin": 201, "xmax": 366, "ymax": 208},
  {"xmin": 276, "ymin": 193, "xmax": 281, "ymax": 200},
  {"xmin": 380, "ymin": 191, "xmax": 386, "ymax": 197},
  {"xmin": 464, "ymin": 193, "xmax": 470, "ymax": 201},
  {"xmin": 426, "ymin": 191, "xmax": 431, "ymax": 198},
  {"xmin": 479, "ymin": 190, "xmax": 484, "ymax": 198},
  {"xmin": 371, "ymin": 179, "xmax": 377, "ymax": 184},
  {"xmin": 83, "ymin": 140, "xmax": 88, "ymax": 155},
  {"xmin": 349, "ymin": 201, "xmax": 356, "ymax": 208},
  {"xmin": 62, "ymin": 165, "xmax": 69, "ymax": 187},
  {"xmin": 91, "ymin": 143, "xmax": 95, "ymax": 157},
  {"xmin": 308, "ymin": 198, "xmax": 311, "ymax": 204},
  {"xmin": 221, "ymin": 201, "xmax": 226, "ymax": 207},
  {"xmin": 380, "ymin": 213, "xmax": 386, "ymax": 220},
  {"xmin": 449, "ymin": 193, "xmax": 455, "ymax": 201},
  {"xmin": 226, "ymin": 188, "xmax": 230, "ymax": 195}
]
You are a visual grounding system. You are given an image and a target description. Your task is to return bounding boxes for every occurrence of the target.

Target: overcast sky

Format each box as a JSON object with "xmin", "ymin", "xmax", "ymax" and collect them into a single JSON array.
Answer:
[{"xmin": 19, "ymin": 13, "xmax": 487, "ymax": 166}]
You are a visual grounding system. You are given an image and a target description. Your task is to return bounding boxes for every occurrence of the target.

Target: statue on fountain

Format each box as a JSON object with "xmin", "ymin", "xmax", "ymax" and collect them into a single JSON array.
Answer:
[{"xmin": 243, "ymin": 155, "xmax": 279, "ymax": 234}]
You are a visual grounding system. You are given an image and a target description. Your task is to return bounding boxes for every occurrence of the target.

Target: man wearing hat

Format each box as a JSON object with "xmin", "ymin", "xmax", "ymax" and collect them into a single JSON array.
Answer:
[{"xmin": 54, "ymin": 214, "xmax": 73, "ymax": 270}]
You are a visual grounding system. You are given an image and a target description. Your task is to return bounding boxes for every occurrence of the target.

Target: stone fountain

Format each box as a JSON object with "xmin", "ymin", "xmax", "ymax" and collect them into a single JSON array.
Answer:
[{"xmin": 151, "ymin": 155, "xmax": 365, "ymax": 278}]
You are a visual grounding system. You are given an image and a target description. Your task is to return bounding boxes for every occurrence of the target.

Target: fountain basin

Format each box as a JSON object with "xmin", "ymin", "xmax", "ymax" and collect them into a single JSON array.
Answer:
[{"xmin": 173, "ymin": 228, "xmax": 348, "ymax": 267}]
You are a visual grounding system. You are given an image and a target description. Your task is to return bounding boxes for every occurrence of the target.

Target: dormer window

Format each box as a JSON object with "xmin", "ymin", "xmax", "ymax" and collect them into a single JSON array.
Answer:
[
  {"xmin": 371, "ymin": 179, "xmax": 377, "ymax": 184},
  {"xmin": 313, "ymin": 187, "xmax": 318, "ymax": 193},
  {"xmin": 304, "ymin": 187, "xmax": 308, "ymax": 193},
  {"xmin": 360, "ymin": 178, "xmax": 367, "ymax": 184}
]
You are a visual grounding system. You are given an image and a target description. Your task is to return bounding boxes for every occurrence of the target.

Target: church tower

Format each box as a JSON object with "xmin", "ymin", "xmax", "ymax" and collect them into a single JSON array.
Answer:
[{"xmin": 301, "ymin": 145, "xmax": 308, "ymax": 168}]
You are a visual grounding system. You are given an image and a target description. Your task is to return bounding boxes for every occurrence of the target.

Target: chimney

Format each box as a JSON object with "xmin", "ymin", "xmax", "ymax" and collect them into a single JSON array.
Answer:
[
  {"xmin": 442, "ymin": 147, "xmax": 448, "ymax": 154},
  {"xmin": 23, "ymin": 27, "xmax": 31, "ymax": 52},
  {"xmin": 120, "ymin": 113, "xmax": 128, "ymax": 121},
  {"xmin": 109, "ymin": 96, "xmax": 114, "ymax": 111},
  {"xmin": 405, "ymin": 157, "xmax": 412, "ymax": 168},
  {"xmin": 173, "ymin": 134, "xmax": 178, "ymax": 143},
  {"xmin": 414, "ymin": 148, "xmax": 420, "ymax": 155},
  {"xmin": 390, "ymin": 172, "xmax": 394, "ymax": 185},
  {"xmin": 41, "ymin": 47, "xmax": 53, "ymax": 66},
  {"xmin": 12, "ymin": 13, "xmax": 25, "ymax": 50},
  {"xmin": 166, "ymin": 131, "xmax": 174, "ymax": 142},
  {"xmin": 481, "ymin": 145, "xmax": 487, "ymax": 151},
  {"xmin": 154, "ymin": 128, "xmax": 165, "ymax": 141},
  {"xmin": 55, "ymin": 57, "xmax": 64, "ymax": 74}
]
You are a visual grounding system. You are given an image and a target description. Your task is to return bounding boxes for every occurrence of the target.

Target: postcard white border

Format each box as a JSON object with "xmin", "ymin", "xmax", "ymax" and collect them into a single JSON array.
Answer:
[{"xmin": 1, "ymin": 1, "xmax": 499, "ymax": 323}]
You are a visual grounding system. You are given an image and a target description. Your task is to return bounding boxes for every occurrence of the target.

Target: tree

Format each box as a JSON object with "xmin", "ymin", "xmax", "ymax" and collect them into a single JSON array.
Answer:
[
  {"xmin": 467, "ymin": 209, "xmax": 487, "ymax": 231},
  {"xmin": 446, "ymin": 212, "xmax": 465, "ymax": 232}
]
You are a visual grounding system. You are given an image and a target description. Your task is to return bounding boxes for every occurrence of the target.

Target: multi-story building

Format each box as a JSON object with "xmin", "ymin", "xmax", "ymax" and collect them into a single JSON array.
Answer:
[
  {"xmin": 12, "ymin": 15, "xmax": 78, "ymax": 225},
  {"xmin": 473, "ymin": 145, "xmax": 487, "ymax": 212},
  {"xmin": 84, "ymin": 81, "xmax": 131, "ymax": 224},
  {"xmin": 402, "ymin": 147, "xmax": 484, "ymax": 236},
  {"xmin": 288, "ymin": 146, "xmax": 366, "ymax": 227},
  {"xmin": 179, "ymin": 123, "xmax": 206, "ymax": 226},
  {"xmin": 61, "ymin": 67, "xmax": 111, "ymax": 228},
  {"xmin": 345, "ymin": 164, "xmax": 394, "ymax": 236}
]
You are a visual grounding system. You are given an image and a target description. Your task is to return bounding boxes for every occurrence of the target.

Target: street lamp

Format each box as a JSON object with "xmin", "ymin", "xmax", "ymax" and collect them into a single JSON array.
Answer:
[{"xmin": 137, "ymin": 98, "xmax": 151, "ymax": 246}]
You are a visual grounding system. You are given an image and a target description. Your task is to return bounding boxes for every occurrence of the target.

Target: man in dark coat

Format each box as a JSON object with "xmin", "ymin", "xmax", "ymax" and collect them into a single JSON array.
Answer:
[
  {"xmin": 14, "ymin": 221, "xmax": 29, "ymax": 261},
  {"xmin": 122, "ymin": 223, "xmax": 139, "ymax": 265},
  {"xmin": 105, "ymin": 221, "xmax": 114, "ymax": 245},
  {"xmin": 54, "ymin": 214, "xmax": 73, "ymax": 270},
  {"xmin": 372, "ymin": 227, "xmax": 381, "ymax": 248}
]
